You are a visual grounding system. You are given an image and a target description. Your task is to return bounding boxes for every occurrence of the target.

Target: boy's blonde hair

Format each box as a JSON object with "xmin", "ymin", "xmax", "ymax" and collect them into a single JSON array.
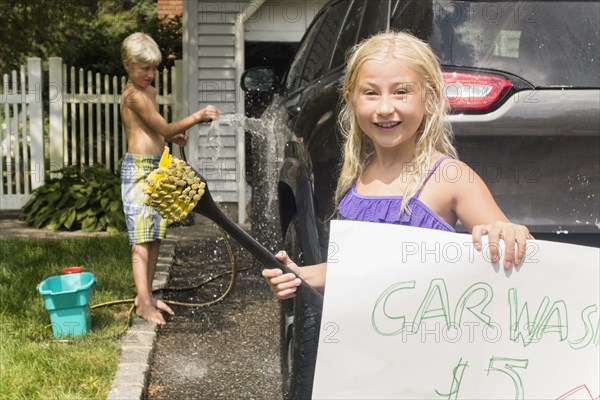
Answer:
[
  {"xmin": 335, "ymin": 31, "xmax": 457, "ymax": 215},
  {"xmin": 121, "ymin": 32, "xmax": 162, "ymax": 66}
]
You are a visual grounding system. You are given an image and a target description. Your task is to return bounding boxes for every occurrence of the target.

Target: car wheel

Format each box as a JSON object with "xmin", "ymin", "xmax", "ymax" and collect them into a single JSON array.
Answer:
[
  {"xmin": 281, "ymin": 217, "xmax": 300, "ymax": 398},
  {"xmin": 281, "ymin": 217, "xmax": 321, "ymax": 399},
  {"xmin": 286, "ymin": 294, "xmax": 321, "ymax": 400}
]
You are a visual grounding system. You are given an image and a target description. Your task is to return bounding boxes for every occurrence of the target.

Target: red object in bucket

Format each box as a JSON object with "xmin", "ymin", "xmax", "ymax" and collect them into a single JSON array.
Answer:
[{"xmin": 62, "ymin": 266, "xmax": 83, "ymax": 274}]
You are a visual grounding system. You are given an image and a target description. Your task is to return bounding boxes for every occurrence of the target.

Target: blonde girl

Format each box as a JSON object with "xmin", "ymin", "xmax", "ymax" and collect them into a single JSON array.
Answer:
[{"xmin": 263, "ymin": 31, "xmax": 531, "ymax": 298}]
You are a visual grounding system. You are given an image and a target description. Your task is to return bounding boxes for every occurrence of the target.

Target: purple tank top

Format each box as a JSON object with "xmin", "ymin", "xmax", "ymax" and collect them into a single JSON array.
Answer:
[{"xmin": 337, "ymin": 156, "xmax": 454, "ymax": 232}]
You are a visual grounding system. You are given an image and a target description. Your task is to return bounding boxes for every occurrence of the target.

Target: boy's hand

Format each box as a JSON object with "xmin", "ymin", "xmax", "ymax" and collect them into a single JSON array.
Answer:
[
  {"xmin": 171, "ymin": 132, "xmax": 188, "ymax": 146},
  {"xmin": 198, "ymin": 105, "xmax": 220, "ymax": 122}
]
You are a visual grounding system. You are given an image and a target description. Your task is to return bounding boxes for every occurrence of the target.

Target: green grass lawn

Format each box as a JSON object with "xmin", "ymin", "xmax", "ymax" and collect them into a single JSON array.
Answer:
[{"xmin": 0, "ymin": 236, "xmax": 134, "ymax": 399}]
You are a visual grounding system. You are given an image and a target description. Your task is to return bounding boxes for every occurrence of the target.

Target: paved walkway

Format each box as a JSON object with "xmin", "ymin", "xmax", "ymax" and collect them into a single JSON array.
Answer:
[
  {"xmin": 145, "ymin": 218, "xmax": 281, "ymax": 399},
  {"xmin": 0, "ymin": 217, "xmax": 127, "ymax": 239}
]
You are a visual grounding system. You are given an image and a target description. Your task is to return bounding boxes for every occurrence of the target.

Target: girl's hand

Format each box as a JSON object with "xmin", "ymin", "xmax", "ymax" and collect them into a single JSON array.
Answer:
[
  {"xmin": 262, "ymin": 251, "xmax": 302, "ymax": 300},
  {"xmin": 472, "ymin": 222, "xmax": 533, "ymax": 269}
]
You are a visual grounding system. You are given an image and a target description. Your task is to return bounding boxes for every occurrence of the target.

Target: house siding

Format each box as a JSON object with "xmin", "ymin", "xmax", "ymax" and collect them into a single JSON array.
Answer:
[
  {"xmin": 185, "ymin": 1, "xmax": 245, "ymax": 203},
  {"xmin": 185, "ymin": 0, "xmax": 319, "ymax": 204}
]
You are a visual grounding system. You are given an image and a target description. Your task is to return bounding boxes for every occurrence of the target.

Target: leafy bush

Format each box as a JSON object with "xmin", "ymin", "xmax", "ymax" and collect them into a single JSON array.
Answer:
[{"xmin": 22, "ymin": 164, "xmax": 125, "ymax": 232}]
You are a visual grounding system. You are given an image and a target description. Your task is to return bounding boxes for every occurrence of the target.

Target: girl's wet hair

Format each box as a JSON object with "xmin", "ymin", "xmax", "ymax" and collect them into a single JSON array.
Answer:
[
  {"xmin": 335, "ymin": 31, "xmax": 457, "ymax": 215},
  {"xmin": 121, "ymin": 32, "xmax": 162, "ymax": 67}
]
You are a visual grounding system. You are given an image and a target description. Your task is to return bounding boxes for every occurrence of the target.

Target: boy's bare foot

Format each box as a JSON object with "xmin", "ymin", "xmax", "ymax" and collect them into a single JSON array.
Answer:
[
  {"xmin": 134, "ymin": 296, "xmax": 170, "ymax": 325},
  {"xmin": 152, "ymin": 298, "xmax": 175, "ymax": 316}
]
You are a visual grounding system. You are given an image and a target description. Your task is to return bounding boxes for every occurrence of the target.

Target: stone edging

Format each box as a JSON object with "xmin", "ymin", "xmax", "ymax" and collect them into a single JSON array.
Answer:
[{"xmin": 106, "ymin": 238, "xmax": 175, "ymax": 400}]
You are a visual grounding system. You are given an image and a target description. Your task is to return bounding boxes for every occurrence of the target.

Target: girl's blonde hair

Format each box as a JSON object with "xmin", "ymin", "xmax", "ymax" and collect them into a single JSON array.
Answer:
[
  {"xmin": 335, "ymin": 31, "xmax": 457, "ymax": 215},
  {"xmin": 121, "ymin": 32, "xmax": 162, "ymax": 66}
]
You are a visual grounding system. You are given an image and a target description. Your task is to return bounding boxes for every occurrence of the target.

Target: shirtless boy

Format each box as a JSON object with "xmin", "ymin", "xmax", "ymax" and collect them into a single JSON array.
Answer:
[{"xmin": 120, "ymin": 32, "xmax": 219, "ymax": 324}]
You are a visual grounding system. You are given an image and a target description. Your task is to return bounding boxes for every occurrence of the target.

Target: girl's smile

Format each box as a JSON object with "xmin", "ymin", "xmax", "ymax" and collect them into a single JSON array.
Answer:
[
  {"xmin": 346, "ymin": 57, "xmax": 426, "ymax": 157},
  {"xmin": 374, "ymin": 121, "xmax": 401, "ymax": 128}
]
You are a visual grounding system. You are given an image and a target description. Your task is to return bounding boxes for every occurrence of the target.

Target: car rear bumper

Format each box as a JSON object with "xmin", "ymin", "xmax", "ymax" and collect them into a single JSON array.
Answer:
[{"xmin": 449, "ymin": 90, "xmax": 599, "ymax": 233}]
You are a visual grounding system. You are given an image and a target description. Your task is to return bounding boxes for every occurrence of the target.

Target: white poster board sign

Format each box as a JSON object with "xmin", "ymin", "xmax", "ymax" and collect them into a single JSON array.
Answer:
[{"xmin": 312, "ymin": 220, "xmax": 599, "ymax": 400}]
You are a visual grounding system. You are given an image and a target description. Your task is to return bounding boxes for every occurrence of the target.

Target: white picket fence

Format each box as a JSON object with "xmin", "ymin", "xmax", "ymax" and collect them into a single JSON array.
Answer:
[
  {"xmin": 0, "ymin": 57, "xmax": 183, "ymax": 210},
  {"xmin": 0, "ymin": 58, "xmax": 44, "ymax": 209}
]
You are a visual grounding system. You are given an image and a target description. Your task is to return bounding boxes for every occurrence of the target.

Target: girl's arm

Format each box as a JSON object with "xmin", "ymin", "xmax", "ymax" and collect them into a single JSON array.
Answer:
[
  {"xmin": 450, "ymin": 160, "xmax": 532, "ymax": 269},
  {"xmin": 262, "ymin": 251, "xmax": 327, "ymax": 299}
]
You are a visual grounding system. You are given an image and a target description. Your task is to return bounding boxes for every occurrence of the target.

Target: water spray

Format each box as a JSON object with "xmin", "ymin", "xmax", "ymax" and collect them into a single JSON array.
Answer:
[{"xmin": 145, "ymin": 146, "xmax": 324, "ymax": 310}]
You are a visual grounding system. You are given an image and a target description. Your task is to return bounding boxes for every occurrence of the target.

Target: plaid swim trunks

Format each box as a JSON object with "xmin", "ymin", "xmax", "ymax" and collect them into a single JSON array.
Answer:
[{"xmin": 121, "ymin": 153, "xmax": 167, "ymax": 245}]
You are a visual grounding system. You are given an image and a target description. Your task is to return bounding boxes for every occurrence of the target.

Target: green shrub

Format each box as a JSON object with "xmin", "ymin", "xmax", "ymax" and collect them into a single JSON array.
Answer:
[{"xmin": 22, "ymin": 164, "xmax": 126, "ymax": 232}]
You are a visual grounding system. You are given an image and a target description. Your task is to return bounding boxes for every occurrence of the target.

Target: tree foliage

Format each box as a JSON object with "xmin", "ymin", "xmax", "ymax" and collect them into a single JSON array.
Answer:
[{"xmin": 0, "ymin": 0, "xmax": 182, "ymax": 75}]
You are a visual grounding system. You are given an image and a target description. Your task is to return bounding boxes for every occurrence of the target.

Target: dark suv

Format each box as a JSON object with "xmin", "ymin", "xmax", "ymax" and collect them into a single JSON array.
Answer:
[{"xmin": 242, "ymin": 1, "xmax": 599, "ymax": 398}]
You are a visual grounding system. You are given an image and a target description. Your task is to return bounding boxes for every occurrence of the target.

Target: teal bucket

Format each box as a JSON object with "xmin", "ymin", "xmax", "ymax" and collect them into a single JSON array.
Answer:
[{"xmin": 37, "ymin": 269, "xmax": 96, "ymax": 337}]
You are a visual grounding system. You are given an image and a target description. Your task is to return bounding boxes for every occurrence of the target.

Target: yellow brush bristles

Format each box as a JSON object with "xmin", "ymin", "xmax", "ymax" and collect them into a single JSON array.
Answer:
[{"xmin": 144, "ymin": 146, "xmax": 206, "ymax": 223}]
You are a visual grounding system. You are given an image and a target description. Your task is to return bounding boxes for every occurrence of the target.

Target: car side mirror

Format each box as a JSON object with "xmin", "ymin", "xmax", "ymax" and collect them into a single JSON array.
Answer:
[{"xmin": 241, "ymin": 67, "xmax": 281, "ymax": 93}]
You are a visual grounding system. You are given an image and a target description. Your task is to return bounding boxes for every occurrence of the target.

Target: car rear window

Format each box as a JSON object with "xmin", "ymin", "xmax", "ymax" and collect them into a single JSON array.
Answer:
[{"xmin": 391, "ymin": 1, "xmax": 599, "ymax": 88}]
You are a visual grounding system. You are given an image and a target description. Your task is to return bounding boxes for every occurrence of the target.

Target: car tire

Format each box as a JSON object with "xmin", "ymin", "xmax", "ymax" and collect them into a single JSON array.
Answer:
[
  {"xmin": 287, "ymin": 295, "xmax": 321, "ymax": 400},
  {"xmin": 280, "ymin": 217, "xmax": 300, "ymax": 398},
  {"xmin": 281, "ymin": 217, "xmax": 321, "ymax": 400}
]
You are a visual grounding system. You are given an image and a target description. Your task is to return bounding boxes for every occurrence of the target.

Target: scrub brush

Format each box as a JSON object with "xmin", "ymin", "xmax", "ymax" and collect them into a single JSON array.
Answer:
[{"xmin": 144, "ymin": 146, "xmax": 205, "ymax": 224}]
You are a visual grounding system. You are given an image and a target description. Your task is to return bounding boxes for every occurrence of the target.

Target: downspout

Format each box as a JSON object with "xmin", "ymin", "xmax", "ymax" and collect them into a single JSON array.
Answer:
[{"xmin": 235, "ymin": 0, "xmax": 265, "ymax": 224}]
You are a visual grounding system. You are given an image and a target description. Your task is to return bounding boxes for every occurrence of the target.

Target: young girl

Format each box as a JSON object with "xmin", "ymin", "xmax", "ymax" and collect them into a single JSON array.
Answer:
[{"xmin": 263, "ymin": 31, "xmax": 532, "ymax": 299}]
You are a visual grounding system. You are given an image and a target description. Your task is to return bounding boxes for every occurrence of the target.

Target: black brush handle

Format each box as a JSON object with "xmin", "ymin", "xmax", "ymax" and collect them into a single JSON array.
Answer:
[{"xmin": 192, "ymin": 180, "xmax": 324, "ymax": 310}]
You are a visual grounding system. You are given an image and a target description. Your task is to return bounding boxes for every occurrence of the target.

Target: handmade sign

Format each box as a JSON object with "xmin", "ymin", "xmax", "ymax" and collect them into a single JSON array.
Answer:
[{"xmin": 312, "ymin": 220, "xmax": 599, "ymax": 400}]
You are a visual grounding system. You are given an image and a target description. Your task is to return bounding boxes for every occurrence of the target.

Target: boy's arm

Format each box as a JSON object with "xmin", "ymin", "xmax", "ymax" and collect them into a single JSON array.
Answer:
[
  {"xmin": 166, "ymin": 131, "xmax": 189, "ymax": 147},
  {"xmin": 124, "ymin": 90, "xmax": 214, "ymax": 139}
]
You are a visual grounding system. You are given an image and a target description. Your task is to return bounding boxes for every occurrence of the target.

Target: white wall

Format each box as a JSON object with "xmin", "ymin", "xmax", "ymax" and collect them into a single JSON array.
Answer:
[
  {"xmin": 184, "ymin": 0, "xmax": 322, "ymax": 205},
  {"xmin": 244, "ymin": 0, "xmax": 323, "ymax": 42}
]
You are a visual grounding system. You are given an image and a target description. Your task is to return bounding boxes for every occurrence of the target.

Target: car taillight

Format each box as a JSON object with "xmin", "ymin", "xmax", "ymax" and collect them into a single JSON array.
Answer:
[{"xmin": 443, "ymin": 71, "xmax": 512, "ymax": 111}]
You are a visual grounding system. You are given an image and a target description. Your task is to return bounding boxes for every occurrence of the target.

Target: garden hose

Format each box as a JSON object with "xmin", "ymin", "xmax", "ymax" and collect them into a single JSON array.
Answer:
[{"xmin": 35, "ymin": 142, "xmax": 259, "ymax": 341}]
